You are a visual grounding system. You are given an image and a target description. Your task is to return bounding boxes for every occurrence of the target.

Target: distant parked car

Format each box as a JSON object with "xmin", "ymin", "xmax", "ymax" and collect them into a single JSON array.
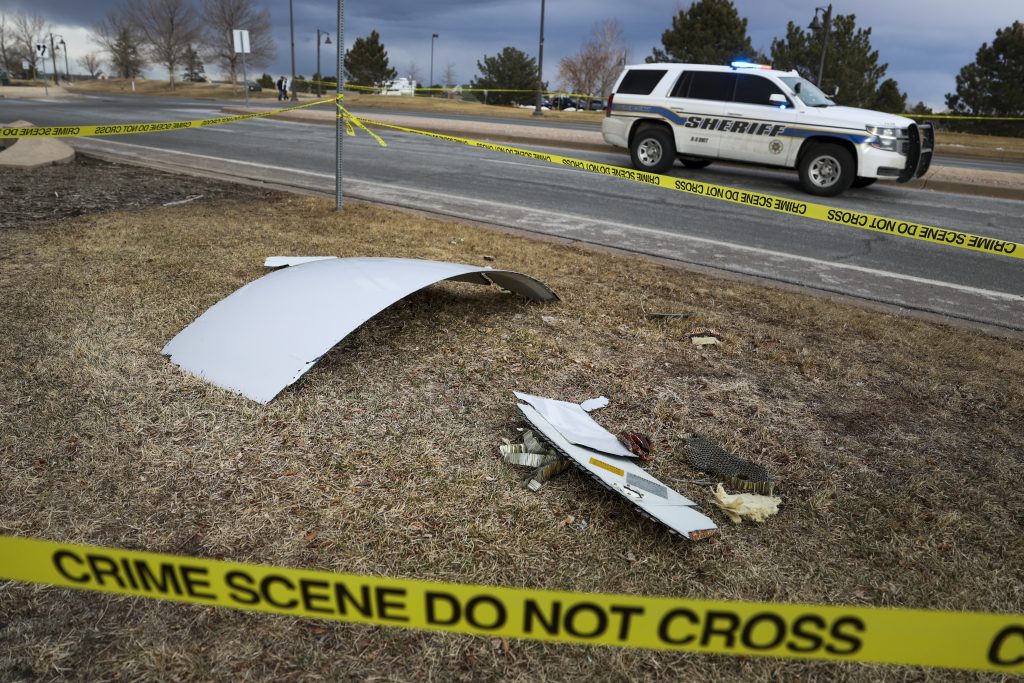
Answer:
[{"xmin": 245, "ymin": 81, "xmax": 262, "ymax": 92}]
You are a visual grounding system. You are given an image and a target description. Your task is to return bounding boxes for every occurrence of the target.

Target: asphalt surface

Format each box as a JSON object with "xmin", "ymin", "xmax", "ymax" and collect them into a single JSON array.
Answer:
[{"xmin": 4, "ymin": 94, "xmax": 1023, "ymax": 331}]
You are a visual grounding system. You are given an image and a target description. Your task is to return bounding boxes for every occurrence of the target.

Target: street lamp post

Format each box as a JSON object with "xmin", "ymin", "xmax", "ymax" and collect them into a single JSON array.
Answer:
[
  {"xmin": 288, "ymin": 0, "xmax": 298, "ymax": 101},
  {"xmin": 316, "ymin": 29, "xmax": 332, "ymax": 96},
  {"xmin": 336, "ymin": 0, "xmax": 344, "ymax": 209},
  {"xmin": 48, "ymin": 33, "xmax": 63, "ymax": 84},
  {"xmin": 430, "ymin": 33, "xmax": 438, "ymax": 92},
  {"xmin": 60, "ymin": 39, "xmax": 69, "ymax": 83},
  {"xmin": 809, "ymin": 4, "xmax": 833, "ymax": 87},
  {"xmin": 533, "ymin": 0, "xmax": 545, "ymax": 116}
]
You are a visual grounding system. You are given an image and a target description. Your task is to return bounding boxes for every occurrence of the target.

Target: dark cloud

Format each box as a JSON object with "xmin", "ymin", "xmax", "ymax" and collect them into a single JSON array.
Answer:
[{"xmin": 5, "ymin": 0, "xmax": 1020, "ymax": 107}]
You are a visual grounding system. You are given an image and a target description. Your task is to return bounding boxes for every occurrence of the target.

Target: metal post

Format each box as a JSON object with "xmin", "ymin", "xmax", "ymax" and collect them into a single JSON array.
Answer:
[
  {"xmin": 533, "ymin": 0, "xmax": 545, "ymax": 116},
  {"xmin": 430, "ymin": 33, "xmax": 438, "ymax": 92},
  {"xmin": 289, "ymin": 0, "xmax": 298, "ymax": 101},
  {"xmin": 335, "ymin": 0, "xmax": 344, "ymax": 210},
  {"xmin": 317, "ymin": 29, "xmax": 322, "ymax": 97},
  {"xmin": 242, "ymin": 47, "xmax": 249, "ymax": 106},
  {"xmin": 49, "ymin": 34, "xmax": 58, "ymax": 85}
]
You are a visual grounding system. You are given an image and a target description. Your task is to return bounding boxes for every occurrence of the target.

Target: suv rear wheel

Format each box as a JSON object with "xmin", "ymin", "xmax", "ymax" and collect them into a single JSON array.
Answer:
[
  {"xmin": 798, "ymin": 143, "xmax": 854, "ymax": 196},
  {"xmin": 630, "ymin": 125, "xmax": 675, "ymax": 174}
]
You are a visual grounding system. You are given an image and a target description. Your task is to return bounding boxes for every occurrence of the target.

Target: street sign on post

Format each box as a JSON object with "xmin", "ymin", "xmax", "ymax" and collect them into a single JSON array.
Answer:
[{"xmin": 232, "ymin": 29, "xmax": 251, "ymax": 106}]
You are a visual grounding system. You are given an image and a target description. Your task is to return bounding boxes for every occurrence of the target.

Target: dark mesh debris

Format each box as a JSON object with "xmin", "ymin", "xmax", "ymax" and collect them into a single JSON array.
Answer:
[{"xmin": 684, "ymin": 436, "xmax": 774, "ymax": 495}]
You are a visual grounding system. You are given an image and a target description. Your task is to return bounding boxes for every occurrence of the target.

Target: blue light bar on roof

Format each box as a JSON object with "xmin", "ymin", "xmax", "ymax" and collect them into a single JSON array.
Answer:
[{"xmin": 731, "ymin": 61, "xmax": 771, "ymax": 70}]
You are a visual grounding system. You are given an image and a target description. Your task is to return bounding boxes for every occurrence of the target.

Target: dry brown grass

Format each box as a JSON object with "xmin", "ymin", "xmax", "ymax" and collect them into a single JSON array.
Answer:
[
  {"xmin": 0, "ymin": 170, "xmax": 1022, "ymax": 681},
  {"xmin": 936, "ymin": 131, "xmax": 1024, "ymax": 161},
  {"xmin": 67, "ymin": 78, "xmax": 281, "ymax": 101}
]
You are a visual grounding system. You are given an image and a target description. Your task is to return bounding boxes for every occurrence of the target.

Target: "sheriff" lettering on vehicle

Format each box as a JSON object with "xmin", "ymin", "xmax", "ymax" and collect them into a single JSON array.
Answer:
[{"xmin": 682, "ymin": 117, "xmax": 786, "ymax": 136}]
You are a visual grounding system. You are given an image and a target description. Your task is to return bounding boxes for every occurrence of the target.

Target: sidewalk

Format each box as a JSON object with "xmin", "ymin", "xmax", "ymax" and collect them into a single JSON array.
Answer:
[{"xmin": 222, "ymin": 104, "xmax": 1024, "ymax": 201}]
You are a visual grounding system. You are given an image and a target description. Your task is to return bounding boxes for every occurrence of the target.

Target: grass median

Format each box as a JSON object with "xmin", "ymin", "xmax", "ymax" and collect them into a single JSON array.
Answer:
[{"xmin": 0, "ymin": 160, "xmax": 1021, "ymax": 681}]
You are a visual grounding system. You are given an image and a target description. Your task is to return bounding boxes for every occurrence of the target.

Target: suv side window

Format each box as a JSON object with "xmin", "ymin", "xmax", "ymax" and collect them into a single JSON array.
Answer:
[
  {"xmin": 616, "ymin": 69, "xmax": 667, "ymax": 95},
  {"xmin": 668, "ymin": 71, "xmax": 693, "ymax": 98},
  {"xmin": 687, "ymin": 72, "xmax": 736, "ymax": 101},
  {"xmin": 734, "ymin": 74, "xmax": 787, "ymax": 106}
]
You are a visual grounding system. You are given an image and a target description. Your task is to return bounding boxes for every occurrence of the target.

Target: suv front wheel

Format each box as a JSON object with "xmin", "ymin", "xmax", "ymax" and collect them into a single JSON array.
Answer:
[
  {"xmin": 798, "ymin": 143, "xmax": 854, "ymax": 197},
  {"xmin": 630, "ymin": 125, "xmax": 676, "ymax": 174}
]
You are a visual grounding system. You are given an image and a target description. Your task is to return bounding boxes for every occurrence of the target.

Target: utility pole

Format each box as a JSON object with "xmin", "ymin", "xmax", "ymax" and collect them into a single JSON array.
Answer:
[
  {"xmin": 533, "ymin": 0, "xmax": 545, "ymax": 116},
  {"xmin": 430, "ymin": 33, "xmax": 438, "ymax": 92},
  {"xmin": 289, "ymin": 0, "xmax": 298, "ymax": 101},
  {"xmin": 317, "ymin": 29, "xmax": 331, "ymax": 97}
]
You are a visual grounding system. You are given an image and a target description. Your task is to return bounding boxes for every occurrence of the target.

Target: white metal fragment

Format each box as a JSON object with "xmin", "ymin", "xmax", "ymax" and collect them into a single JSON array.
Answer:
[
  {"xmin": 579, "ymin": 396, "xmax": 609, "ymax": 412},
  {"xmin": 163, "ymin": 258, "xmax": 558, "ymax": 403},
  {"xmin": 516, "ymin": 400, "xmax": 717, "ymax": 540},
  {"xmin": 513, "ymin": 391, "xmax": 634, "ymax": 458}
]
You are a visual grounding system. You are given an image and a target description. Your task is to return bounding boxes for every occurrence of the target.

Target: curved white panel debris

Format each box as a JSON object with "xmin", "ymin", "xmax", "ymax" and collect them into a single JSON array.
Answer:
[{"xmin": 163, "ymin": 257, "xmax": 558, "ymax": 403}]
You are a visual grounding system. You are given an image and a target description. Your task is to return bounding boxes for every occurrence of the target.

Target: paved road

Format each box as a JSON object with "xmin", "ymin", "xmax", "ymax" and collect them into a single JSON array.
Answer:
[{"xmin": 4, "ymin": 95, "xmax": 1023, "ymax": 331}]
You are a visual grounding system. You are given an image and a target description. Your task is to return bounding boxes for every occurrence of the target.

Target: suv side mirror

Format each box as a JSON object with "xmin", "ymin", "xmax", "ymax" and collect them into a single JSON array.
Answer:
[{"xmin": 769, "ymin": 93, "xmax": 787, "ymax": 107}]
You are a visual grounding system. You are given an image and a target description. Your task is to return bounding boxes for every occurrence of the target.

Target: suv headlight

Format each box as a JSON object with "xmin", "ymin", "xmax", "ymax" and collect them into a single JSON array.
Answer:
[{"xmin": 866, "ymin": 125, "xmax": 901, "ymax": 152}]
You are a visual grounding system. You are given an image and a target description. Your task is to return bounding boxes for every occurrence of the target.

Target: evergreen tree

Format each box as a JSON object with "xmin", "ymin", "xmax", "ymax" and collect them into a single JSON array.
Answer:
[
  {"xmin": 771, "ymin": 13, "xmax": 901, "ymax": 110},
  {"xmin": 871, "ymin": 77, "xmax": 906, "ymax": 114},
  {"xmin": 181, "ymin": 44, "xmax": 205, "ymax": 81},
  {"xmin": 647, "ymin": 0, "xmax": 754, "ymax": 64},
  {"xmin": 470, "ymin": 46, "xmax": 543, "ymax": 105},
  {"xmin": 946, "ymin": 21, "xmax": 1024, "ymax": 136},
  {"xmin": 344, "ymin": 30, "xmax": 397, "ymax": 87},
  {"xmin": 110, "ymin": 27, "xmax": 145, "ymax": 79}
]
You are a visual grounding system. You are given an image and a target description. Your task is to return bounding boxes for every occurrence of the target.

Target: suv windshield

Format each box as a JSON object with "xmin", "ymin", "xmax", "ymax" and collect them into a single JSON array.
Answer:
[{"xmin": 778, "ymin": 77, "xmax": 834, "ymax": 107}]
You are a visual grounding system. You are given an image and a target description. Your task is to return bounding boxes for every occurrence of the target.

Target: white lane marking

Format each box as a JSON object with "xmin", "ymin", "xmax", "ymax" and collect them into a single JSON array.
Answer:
[{"xmin": 75, "ymin": 137, "xmax": 1023, "ymax": 304}]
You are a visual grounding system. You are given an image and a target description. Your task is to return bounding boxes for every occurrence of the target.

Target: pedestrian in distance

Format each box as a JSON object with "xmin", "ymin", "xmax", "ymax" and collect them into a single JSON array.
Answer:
[{"xmin": 276, "ymin": 76, "xmax": 285, "ymax": 101}]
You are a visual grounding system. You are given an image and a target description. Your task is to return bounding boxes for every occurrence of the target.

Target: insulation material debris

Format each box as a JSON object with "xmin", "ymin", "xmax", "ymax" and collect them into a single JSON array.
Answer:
[
  {"xmin": 711, "ymin": 484, "xmax": 781, "ymax": 524},
  {"xmin": 515, "ymin": 393, "xmax": 717, "ymax": 540},
  {"xmin": 163, "ymin": 258, "xmax": 558, "ymax": 403}
]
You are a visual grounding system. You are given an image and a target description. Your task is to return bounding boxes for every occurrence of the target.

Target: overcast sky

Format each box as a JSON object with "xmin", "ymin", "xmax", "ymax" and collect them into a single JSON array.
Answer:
[{"xmin": 7, "ymin": 0, "xmax": 1021, "ymax": 109}]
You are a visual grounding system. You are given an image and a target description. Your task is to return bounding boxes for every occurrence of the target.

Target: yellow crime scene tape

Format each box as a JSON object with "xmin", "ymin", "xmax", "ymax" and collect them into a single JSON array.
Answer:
[
  {"xmin": 5, "ymin": 96, "xmax": 1021, "ymax": 259},
  {"xmin": 348, "ymin": 116, "xmax": 1024, "ymax": 260},
  {"xmin": 0, "ymin": 535, "xmax": 1021, "ymax": 672},
  {"xmin": 0, "ymin": 96, "xmax": 338, "ymax": 139}
]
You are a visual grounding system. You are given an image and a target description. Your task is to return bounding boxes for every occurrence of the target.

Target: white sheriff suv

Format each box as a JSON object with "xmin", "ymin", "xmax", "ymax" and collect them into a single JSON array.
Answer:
[{"xmin": 602, "ymin": 62, "xmax": 933, "ymax": 196}]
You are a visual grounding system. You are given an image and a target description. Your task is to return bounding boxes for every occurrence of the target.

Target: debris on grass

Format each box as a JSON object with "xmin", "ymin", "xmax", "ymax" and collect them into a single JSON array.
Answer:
[
  {"xmin": 711, "ymin": 483, "xmax": 781, "ymax": 524},
  {"xmin": 616, "ymin": 431, "xmax": 653, "ymax": 461},
  {"xmin": 579, "ymin": 396, "xmax": 609, "ymax": 412},
  {"xmin": 163, "ymin": 258, "xmax": 558, "ymax": 403},
  {"xmin": 500, "ymin": 429, "xmax": 570, "ymax": 490},
  {"xmin": 516, "ymin": 394, "xmax": 718, "ymax": 540},
  {"xmin": 513, "ymin": 391, "xmax": 635, "ymax": 458},
  {"xmin": 683, "ymin": 434, "xmax": 774, "ymax": 495},
  {"xmin": 688, "ymin": 327, "xmax": 725, "ymax": 346}
]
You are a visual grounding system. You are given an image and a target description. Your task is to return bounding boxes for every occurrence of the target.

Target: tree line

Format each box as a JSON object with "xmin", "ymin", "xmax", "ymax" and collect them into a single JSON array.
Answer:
[{"xmin": 0, "ymin": 0, "xmax": 274, "ymax": 89}]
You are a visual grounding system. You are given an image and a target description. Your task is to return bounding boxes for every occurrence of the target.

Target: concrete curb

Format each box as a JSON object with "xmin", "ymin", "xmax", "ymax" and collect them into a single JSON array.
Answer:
[
  {"xmin": 1, "ymin": 119, "xmax": 76, "ymax": 169},
  {"xmin": 222, "ymin": 105, "xmax": 1024, "ymax": 201}
]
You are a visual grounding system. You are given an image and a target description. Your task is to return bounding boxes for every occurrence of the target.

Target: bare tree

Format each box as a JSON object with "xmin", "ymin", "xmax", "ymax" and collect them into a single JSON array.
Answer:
[
  {"xmin": 78, "ymin": 52, "xmax": 104, "ymax": 78},
  {"xmin": 123, "ymin": 0, "xmax": 200, "ymax": 90},
  {"xmin": 198, "ymin": 0, "xmax": 274, "ymax": 85},
  {"xmin": 92, "ymin": 11, "xmax": 147, "ymax": 78},
  {"xmin": 406, "ymin": 61, "xmax": 421, "ymax": 87},
  {"xmin": 12, "ymin": 11, "xmax": 48, "ymax": 79},
  {"xmin": 558, "ymin": 19, "xmax": 630, "ymax": 104},
  {"xmin": 442, "ymin": 62, "xmax": 456, "ymax": 88},
  {"xmin": 0, "ymin": 12, "xmax": 15, "ymax": 74}
]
